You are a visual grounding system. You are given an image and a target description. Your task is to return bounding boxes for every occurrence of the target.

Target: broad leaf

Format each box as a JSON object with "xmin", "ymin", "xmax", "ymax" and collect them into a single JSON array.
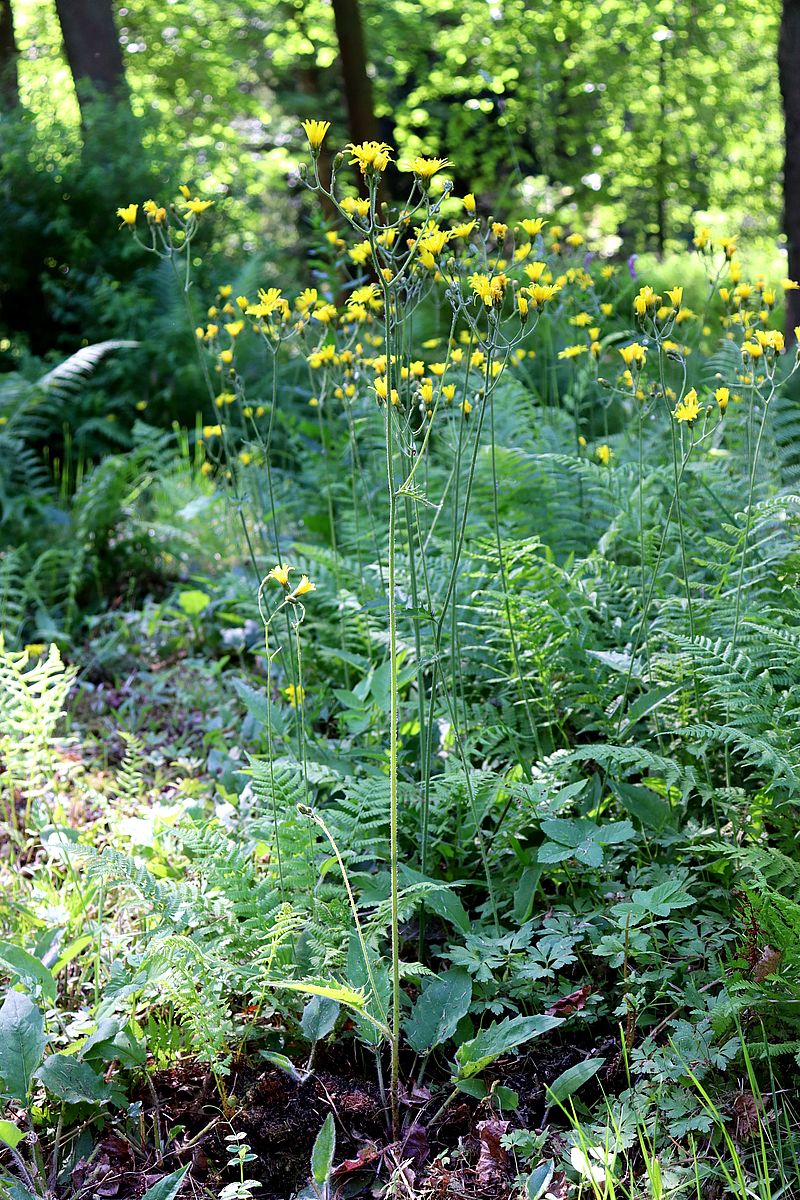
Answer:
[
  {"xmin": 405, "ymin": 969, "xmax": 472, "ymax": 1053},
  {"xmin": 455, "ymin": 1014, "xmax": 562, "ymax": 1079},
  {"xmin": 311, "ymin": 1113, "xmax": 336, "ymax": 1185},
  {"xmin": 36, "ymin": 1054, "xmax": 111, "ymax": 1105},
  {"xmin": 0, "ymin": 991, "xmax": 46, "ymax": 1103},
  {"xmin": 140, "ymin": 1165, "xmax": 190, "ymax": 1200},
  {"xmin": 545, "ymin": 1056, "xmax": 605, "ymax": 1103},
  {"xmin": 300, "ymin": 995, "xmax": 340, "ymax": 1043},
  {"xmin": 0, "ymin": 944, "xmax": 56, "ymax": 1004},
  {"xmin": 0, "ymin": 1119, "xmax": 25, "ymax": 1150}
]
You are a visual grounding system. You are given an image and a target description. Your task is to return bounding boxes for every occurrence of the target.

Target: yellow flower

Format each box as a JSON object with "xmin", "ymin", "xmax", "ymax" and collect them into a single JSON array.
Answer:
[
  {"xmin": 143, "ymin": 199, "xmax": 166, "ymax": 224},
  {"xmin": 246, "ymin": 287, "xmax": 289, "ymax": 320},
  {"xmin": 419, "ymin": 380, "xmax": 433, "ymax": 404},
  {"xmin": 461, "ymin": 398, "xmax": 473, "ymax": 415},
  {"xmin": 239, "ymin": 451, "xmax": 252, "ymax": 466},
  {"xmin": 462, "ymin": 193, "xmax": 476, "ymax": 213},
  {"xmin": 236, "ymin": 295, "xmax": 249, "ymax": 310},
  {"xmin": 520, "ymin": 217, "xmax": 546, "ymax": 237},
  {"xmin": 571, "ymin": 312, "xmax": 592, "ymax": 327},
  {"xmin": 470, "ymin": 272, "xmax": 507, "ymax": 307},
  {"xmin": 268, "ymin": 563, "xmax": 292, "ymax": 587},
  {"xmin": 116, "ymin": 203, "xmax": 138, "ymax": 227},
  {"xmin": 408, "ymin": 156, "xmax": 452, "ymax": 181},
  {"xmin": 450, "ymin": 220, "xmax": 476, "ymax": 240},
  {"xmin": 349, "ymin": 240, "xmax": 372, "ymax": 266},
  {"xmin": 633, "ymin": 285, "xmax": 661, "ymax": 316},
  {"xmin": 529, "ymin": 282, "xmax": 560, "ymax": 309},
  {"xmin": 782, "ymin": 279, "xmax": 800, "ymax": 291},
  {"xmin": 578, "ymin": 435, "xmax": 587, "ymax": 448},
  {"xmin": 666, "ymin": 286, "xmax": 683, "ymax": 309},
  {"xmin": 619, "ymin": 342, "xmax": 647, "ymax": 368},
  {"xmin": 491, "ymin": 221, "xmax": 508, "ymax": 240},
  {"xmin": 442, "ymin": 384, "xmax": 456, "ymax": 401},
  {"xmin": 596, "ymin": 444, "xmax": 611, "ymax": 465},
  {"xmin": 302, "ymin": 119, "xmax": 331, "ymax": 150},
  {"xmin": 374, "ymin": 377, "xmax": 399, "ymax": 405},
  {"xmin": 282, "ymin": 684, "xmax": 306, "ymax": 708},
  {"xmin": 517, "ymin": 292, "xmax": 529, "ymax": 318},
  {"xmin": 341, "ymin": 196, "xmax": 371, "ymax": 218},
  {"xmin": 674, "ymin": 388, "xmax": 700, "ymax": 422},
  {"xmin": 178, "ymin": 184, "xmax": 191, "ymax": 199},
  {"xmin": 219, "ymin": 349, "xmax": 233, "ymax": 365},
  {"xmin": 600, "ymin": 303, "xmax": 613, "ymax": 317},
  {"xmin": 741, "ymin": 341, "xmax": 763, "ymax": 359},
  {"xmin": 693, "ymin": 226, "xmax": 711, "ymax": 250},
  {"xmin": 565, "ymin": 232, "xmax": 584, "ymax": 247},
  {"xmin": 715, "ymin": 386, "xmax": 730, "ymax": 412},
  {"xmin": 224, "ymin": 321, "xmax": 244, "ymax": 337},
  {"xmin": 289, "ymin": 575, "xmax": 316, "ymax": 600},
  {"xmin": 558, "ymin": 344, "xmax": 588, "ymax": 360},
  {"xmin": 186, "ymin": 197, "xmax": 214, "ymax": 215},
  {"xmin": 346, "ymin": 140, "xmax": 393, "ymax": 175},
  {"xmin": 312, "ymin": 303, "xmax": 338, "ymax": 323},
  {"xmin": 219, "ymin": 284, "xmax": 232, "ymax": 298}
]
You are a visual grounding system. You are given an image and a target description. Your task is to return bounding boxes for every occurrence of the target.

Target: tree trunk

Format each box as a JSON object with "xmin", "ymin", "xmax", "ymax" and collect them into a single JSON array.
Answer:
[
  {"xmin": 54, "ymin": 0, "xmax": 128, "ymax": 114},
  {"xmin": 0, "ymin": 0, "xmax": 19, "ymax": 110},
  {"xmin": 780, "ymin": 0, "xmax": 800, "ymax": 338},
  {"xmin": 330, "ymin": 0, "xmax": 376, "ymax": 148}
]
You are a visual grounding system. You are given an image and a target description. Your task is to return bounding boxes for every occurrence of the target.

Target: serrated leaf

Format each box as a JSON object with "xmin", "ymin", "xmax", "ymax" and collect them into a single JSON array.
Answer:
[
  {"xmin": 405, "ymin": 969, "xmax": 472, "ymax": 1054},
  {"xmin": 0, "ymin": 991, "xmax": 46, "ymax": 1103}
]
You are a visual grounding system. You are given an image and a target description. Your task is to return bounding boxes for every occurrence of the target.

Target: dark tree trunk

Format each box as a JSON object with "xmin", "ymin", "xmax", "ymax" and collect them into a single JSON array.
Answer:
[
  {"xmin": 0, "ymin": 0, "xmax": 19, "ymax": 110},
  {"xmin": 54, "ymin": 0, "xmax": 128, "ymax": 115},
  {"xmin": 780, "ymin": 0, "xmax": 800, "ymax": 338},
  {"xmin": 330, "ymin": 0, "xmax": 376, "ymax": 148}
]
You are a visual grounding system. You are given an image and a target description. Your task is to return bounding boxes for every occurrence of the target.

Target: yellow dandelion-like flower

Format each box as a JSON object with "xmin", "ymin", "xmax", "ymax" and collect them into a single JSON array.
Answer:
[
  {"xmin": 674, "ymin": 388, "xmax": 700, "ymax": 423},
  {"xmin": 346, "ymin": 140, "xmax": 393, "ymax": 175},
  {"xmin": 116, "ymin": 203, "xmax": 138, "ymax": 227},
  {"xmin": 302, "ymin": 119, "xmax": 331, "ymax": 151}
]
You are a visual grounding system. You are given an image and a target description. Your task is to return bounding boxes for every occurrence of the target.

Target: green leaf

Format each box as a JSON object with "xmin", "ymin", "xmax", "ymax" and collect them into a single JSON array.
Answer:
[
  {"xmin": 0, "ymin": 944, "xmax": 56, "ymax": 1003},
  {"xmin": 0, "ymin": 991, "xmax": 46, "ymax": 1103},
  {"xmin": 455, "ymin": 1014, "xmax": 562, "ymax": 1079},
  {"xmin": 36, "ymin": 1054, "xmax": 111, "ymax": 1105},
  {"xmin": 545, "ymin": 1056, "xmax": 605, "ymax": 1104},
  {"xmin": 493, "ymin": 1085, "xmax": 519, "ymax": 1112},
  {"xmin": 311, "ymin": 1113, "xmax": 336, "ymax": 1185},
  {"xmin": 619, "ymin": 685, "xmax": 679, "ymax": 734},
  {"xmin": 0, "ymin": 1119, "xmax": 25, "ymax": 1150},
  {"xmin": 177, "ymin": 589, "xmax": 211, "ymax": 616},
  {"xmin": 610, "ymin": 781, "xmax": 674, "ymax": 832},
  {"xmin": 527, "ymin": 1161, "xmax": 555, "ymax": 1200},
  {"xmin": 513, "ymin": 865, "xmax": 543, "ymax": 922},
  {"xmin": 300, "ymin": 995, "xmax": 339, "ymax": 1043},
  {"xmin": 405, "ymin": 969, "xmax": 472, "ymax": 1053},
  {"xmin": 259, "ymin": 1051, "xmax": 305, "ymax": 1082},
  {"xmin": 140, "ymin": 1165, "xmax": 190, "ymax": 1200}
]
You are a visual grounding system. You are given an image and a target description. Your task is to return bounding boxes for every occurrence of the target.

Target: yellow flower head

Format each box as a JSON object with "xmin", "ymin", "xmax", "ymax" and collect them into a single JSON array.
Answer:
[
  {"xmin": 596, "ymin": 443, "xmax": 612, "ymax": 465},
  {"xmin": 302, "ymin": 119, "xmax": 331, "ymax": 151},
  {"xmin": 116, "ymin": 203, "xmax": 138, "ymax": 227},
  {"xmin": 619, "ymin": 342, "xmax": 647, "ymax": 368},
  {"xmin": 715, "ymin": 386, "xmax": 730, "ymax": 412},
  {"xmin": 462, "ymin": 193, "xmax": 476, "ymax": 213},
  {"xmin": 470, "ymin": 272, "xmax": 507, "ymax": 308},
  {"xmin": 347, "ymin": 140, "xmax": 393, "ymax": 175},
  {"xmin": 520, "ymin": 217, "xmax": 547, "ymax": 237},
  {"xmin": 341, "ymin": 196, "xmax": 371, "ymax": 218},
  {"xmin": 289, "ymin": 575, "xmax": 316, "ymax": 600},
  {"xmin": 666, "ymin": 286, "xmax": 683, "ymax": 309},
  {"xmin": 178, "ymin": 184, "xmax": 191, "ymax": 199},
  {"xmin": 186, "ymin": 197, "xmax": 214, "ymax": 215},
  {"xmin": 558, "ymin": 344, "xmax": 588, "ymax": 360},
  {"xmin": 143, "ymin": 199, "xmax": 166, "ymax": 224},
  {"xmin": 282, "ymin": 684, "xmax": 306, "ymax": 708},
  {"xmin": 408, "ymin": 156, "xmax": 452, "ymax": 181},
  {"xmin": 633, "ymin": 286, "xmax": 661, "ymax": 317},
  {"xmin": 268, "ymin": 563, "xmax": 292, "ymax": 587},
  {"xmin": 674, "ymin": 388, "xmax": 700, "ymax": 423}
]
